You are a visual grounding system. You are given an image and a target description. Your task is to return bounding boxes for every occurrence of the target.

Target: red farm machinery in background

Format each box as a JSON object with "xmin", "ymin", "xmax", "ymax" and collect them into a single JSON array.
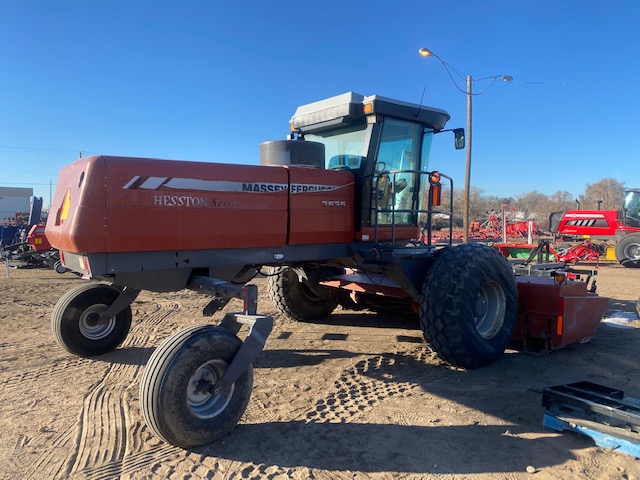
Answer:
[
  {"xmin": 45, "ymin": 92, "xmax": 609, "ymax": 449},
  {"xmin": 1, "ymin": 197, "xmax": 65, "ymax": 272},
  {"xmin": 549, "ymin": 189, "xmax": 640, "ymax": 268}
]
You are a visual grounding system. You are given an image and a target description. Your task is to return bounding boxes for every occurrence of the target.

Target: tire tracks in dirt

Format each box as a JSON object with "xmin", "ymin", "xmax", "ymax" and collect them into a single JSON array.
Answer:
[
  {"xmin": 0, "ymin": 431, "xmax": 27, "ymax": 480},
  {"xmin": 21, "ymin": 303, "xmax": 192, "ymax": 479},
  {"xmin": 236, "ymin": 346, "xmax": 443, "ymax": 479},
  {"xmin": 0, "ymin": 357, "xmax": 100, "ymax": 390}
]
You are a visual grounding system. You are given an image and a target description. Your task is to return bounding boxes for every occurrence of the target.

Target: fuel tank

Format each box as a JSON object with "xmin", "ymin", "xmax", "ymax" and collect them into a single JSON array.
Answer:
[{"xmin": 45, "ymin": 155, "xmax": 354, "ymax": 254}]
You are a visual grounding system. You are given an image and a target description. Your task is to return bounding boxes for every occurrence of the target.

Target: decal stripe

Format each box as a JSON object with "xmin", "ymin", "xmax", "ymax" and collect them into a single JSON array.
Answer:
[
  {"xmin": 121, "ymin": 176, "xmax": 352, "ymax": 194},
  {"xmin": 122, "ymin": 176, "xmax": 150, "ymax": 190},
  {"xmin": 140, "ymin": 177, "xmax": 170, "ymax": 190}
]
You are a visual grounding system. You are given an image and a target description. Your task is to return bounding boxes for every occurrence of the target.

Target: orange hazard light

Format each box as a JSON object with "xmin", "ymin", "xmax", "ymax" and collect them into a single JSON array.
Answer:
[
  {"xmin": 430, "ymin": 183, "xmax": 442, "ymax": 207},
  {"xmin": 556, "ymin": 297, "xmax": 565, "ymax": 336}
]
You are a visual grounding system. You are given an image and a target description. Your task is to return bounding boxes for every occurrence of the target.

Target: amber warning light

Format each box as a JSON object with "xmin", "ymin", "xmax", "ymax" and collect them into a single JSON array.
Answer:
[{"xmin": 429, "ymin": 171, "xmax": 442, "ymax": 207}]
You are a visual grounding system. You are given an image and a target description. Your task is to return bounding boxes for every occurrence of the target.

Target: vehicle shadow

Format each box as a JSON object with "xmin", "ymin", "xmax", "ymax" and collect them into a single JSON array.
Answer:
[
  {"xmin": 97, "ymin": 346, "xmax": 155, "ymax": 366},
  {"xmin": 202, "ymin": 324, "xmax": 640, "ymax": 474},
  {"xmin": 194, "ymin": 419, "xmax": 578, "ymax": 475},
  {"xmin": 304, "ymin": 309, "xmax": 420, "ymax": 329},
  {"xmin": 605, "ymin": 296, "xmax": 639, "ymax": 316}
]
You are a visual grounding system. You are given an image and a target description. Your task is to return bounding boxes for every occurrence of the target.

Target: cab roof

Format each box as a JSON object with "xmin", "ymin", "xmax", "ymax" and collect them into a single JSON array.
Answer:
[{"xmin": 290, "ymin": 92, "xmax": 451, "ymax": 134}]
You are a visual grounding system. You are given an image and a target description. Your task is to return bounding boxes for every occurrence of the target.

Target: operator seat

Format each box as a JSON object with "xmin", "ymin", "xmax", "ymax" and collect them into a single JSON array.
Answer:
[{"xmin": 393, "ymin": 150, "xmax": 414, "ymax": 223}]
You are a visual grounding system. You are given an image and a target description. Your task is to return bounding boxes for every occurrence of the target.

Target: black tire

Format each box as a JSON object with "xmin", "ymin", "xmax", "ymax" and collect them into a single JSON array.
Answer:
[
  {"xmin": 54, "ymin": 261, "xmax": 67, "ymax": 274},
  {"xmin": 420, "ymin": 243, "xmax": 518, "ymax": 369},
  {"xmin": 52, "ymin": 283, "xmax": 132, "ymax": 357},
  {"xmin": 267, "ymin": 267, "xmax": 338, "ymax": 321},
  {"xmin": 139, "ymin": 325, "xmax": 253, "ymax": 448},
  {"xmin": 615, "ymin": 234, "xmax": 640, "ymax": 268}
]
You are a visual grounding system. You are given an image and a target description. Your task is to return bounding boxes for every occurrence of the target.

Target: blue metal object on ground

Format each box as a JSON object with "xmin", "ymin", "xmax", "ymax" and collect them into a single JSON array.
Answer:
[
  {"xmin": 544, "ymin": 414, "xmax": 640, "ymax": 458},
  {"xmin": 543, "ymin": 381, "xmax": 640, "ymax": 459}
]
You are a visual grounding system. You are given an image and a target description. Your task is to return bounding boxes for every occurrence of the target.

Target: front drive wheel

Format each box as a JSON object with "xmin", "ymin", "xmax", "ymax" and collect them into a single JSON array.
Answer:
[
  {"xmin": 52, "ymin": 283, "xmax": 132, "ymax": 357},
  {"xmin": 267, "ymin": 267, "xmax": 338, "ymax": 321},
  {"xmin": 139, "ymin": 325, "xmax": 253, "ymax": 448},
  {"xmin": 615, "ymin": 234, "xmax": 640, "ymax": 268},
  {"xmin": 420, "ymin": 243, "xmax": 518, "ymax": 369}
]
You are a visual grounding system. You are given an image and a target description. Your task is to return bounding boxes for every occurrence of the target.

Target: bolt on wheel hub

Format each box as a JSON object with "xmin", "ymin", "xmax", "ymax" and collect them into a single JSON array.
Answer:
[{"xmin": 187, "ymin": 359, "xmax": 234, "ymax": 419}]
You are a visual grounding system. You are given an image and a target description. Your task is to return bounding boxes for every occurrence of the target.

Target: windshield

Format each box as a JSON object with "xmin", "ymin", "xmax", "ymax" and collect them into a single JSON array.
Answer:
[
  {"xmin": 305, "ymin": 124, "xmax": 372, "ymax": 170},
  {"xmin": 623, "ymin": 191, "xmax": 639, "ymax": 210}
]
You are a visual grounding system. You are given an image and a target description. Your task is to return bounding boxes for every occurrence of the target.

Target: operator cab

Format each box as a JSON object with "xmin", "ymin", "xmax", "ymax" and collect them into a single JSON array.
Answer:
[
  {"xmin": 622, "ymin": 189, "xmax": 640, "ymax": 227},
  {"xmin": 288, "ymin": 92, "xmax": 463, "ymax": 242}
]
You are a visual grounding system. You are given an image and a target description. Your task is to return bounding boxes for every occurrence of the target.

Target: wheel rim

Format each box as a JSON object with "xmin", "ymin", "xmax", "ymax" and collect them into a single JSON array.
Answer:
[
  {"xmin": 79, "ymin": 304, "xmax": 116, "ymax": 340},
  {"xmin": 624, "ymin": 242, "xmax": 640, "ymax": 261},
  {"xmin": 473, "ymin": 280, "xmax": 506, "ymax": 339},
  {"xmin": 187, "ymin": 359, "xmax": 234, "ymax": 419}
]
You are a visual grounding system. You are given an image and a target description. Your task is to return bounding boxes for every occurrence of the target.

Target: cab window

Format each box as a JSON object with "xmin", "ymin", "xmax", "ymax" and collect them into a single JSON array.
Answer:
[{"xmin": 373, "ymin": 119, "xmax": 422, "ymax": 224}]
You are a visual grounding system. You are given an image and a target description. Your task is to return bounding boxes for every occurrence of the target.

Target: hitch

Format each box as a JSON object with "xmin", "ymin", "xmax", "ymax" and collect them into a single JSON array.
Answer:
[{"xmin": 186, "ymin": 275, "xmax": 273, "ymax": 393}]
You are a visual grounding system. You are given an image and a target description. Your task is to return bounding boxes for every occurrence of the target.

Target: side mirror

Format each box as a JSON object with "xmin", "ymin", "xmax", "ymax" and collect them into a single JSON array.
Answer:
[{"xmin": 453, "ymin": 128, "xmax": 465, "ymax": 150}]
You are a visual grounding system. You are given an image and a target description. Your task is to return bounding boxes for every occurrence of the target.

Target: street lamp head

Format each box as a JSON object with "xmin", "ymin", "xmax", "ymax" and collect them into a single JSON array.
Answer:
[
  {"xmin": 501, "ymin": 75, "xmax": 513, "ymax": 82},
  {"xmin": 418, "ymin": 48, "xmax": 434, "ymax": 57}
]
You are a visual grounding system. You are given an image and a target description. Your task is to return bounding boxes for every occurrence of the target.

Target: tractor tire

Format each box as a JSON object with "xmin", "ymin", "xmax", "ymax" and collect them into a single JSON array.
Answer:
[
  {"xmin": 52, "ymin": 283, "xmax": 132, "ymax": 357},
  {"xmin": 420, "ymin": 243, "xmax": 518, "ymax": 369},
  {"xmin": 267, "ymin": 267, "xmax": 338, "ymax": 321},
  {"xmin": 139, "ymin": 325, "xmax": 253, "ymax": 448},
  {"xmin": 615, "ymin": 234, "xmax": 640, "ymax": 268}
]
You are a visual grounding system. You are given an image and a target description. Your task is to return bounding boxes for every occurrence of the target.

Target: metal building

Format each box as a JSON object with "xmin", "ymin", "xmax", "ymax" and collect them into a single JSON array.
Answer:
[{"xmin": 0, "ymin": 187, "xmax": 33, "ymax": 223}]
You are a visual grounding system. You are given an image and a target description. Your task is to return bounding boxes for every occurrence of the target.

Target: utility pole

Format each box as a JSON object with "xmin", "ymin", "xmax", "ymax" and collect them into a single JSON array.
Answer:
[{"xmin": 463, "ymin": 75, "xmax": 472, "ymax": 243}]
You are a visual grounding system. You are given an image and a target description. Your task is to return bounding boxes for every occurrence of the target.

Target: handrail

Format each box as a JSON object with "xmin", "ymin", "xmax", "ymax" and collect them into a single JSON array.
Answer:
[{"xmin": 372, "ymin": 170, "xmax": 454, "ymax": 247}]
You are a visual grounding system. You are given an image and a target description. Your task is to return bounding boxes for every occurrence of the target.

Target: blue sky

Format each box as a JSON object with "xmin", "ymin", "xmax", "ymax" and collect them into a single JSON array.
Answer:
[{"xmin": 1, "ymin": 1, "xmax": 638, "ymax": 208}]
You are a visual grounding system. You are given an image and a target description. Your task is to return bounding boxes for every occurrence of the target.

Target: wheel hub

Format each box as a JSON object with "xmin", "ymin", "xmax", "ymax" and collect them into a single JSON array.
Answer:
[
  {"xmin": 187, "ymin": 359, "xmax": 234, "ymax": 419},
  {"xmin": 624, "ymin": 243, "xmax": 640, "ymax": 261},
  {"xmin": 473, "ymin": 281, "xmax": 506, "ymax": 339},
  {"xmin": 79, "ymin": 304, "xmax": 116, "ymax": 340}
]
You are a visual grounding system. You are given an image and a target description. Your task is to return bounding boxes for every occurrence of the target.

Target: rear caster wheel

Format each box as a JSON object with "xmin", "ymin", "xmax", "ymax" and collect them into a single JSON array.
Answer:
[
  {"xmin": 139, "ymin": 325, "xmax": 253, "ymax": 448},
  {"xmin": 52, "ymin": 283, "xmax": 132, "ymax": 357}
]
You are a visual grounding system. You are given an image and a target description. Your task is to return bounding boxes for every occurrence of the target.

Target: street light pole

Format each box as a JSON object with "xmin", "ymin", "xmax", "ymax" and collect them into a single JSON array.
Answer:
[
  {"xmin": 464, "ymin": 74, "xmax": 472, "ymax": 243},
  {"xmin": 418, "ymin": 48, "xmax": 511, "ymax": 243}
]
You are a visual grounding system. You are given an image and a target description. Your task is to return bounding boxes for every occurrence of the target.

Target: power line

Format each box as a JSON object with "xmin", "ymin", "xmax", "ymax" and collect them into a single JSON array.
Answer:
[
  {"xmin": 513, "ymin": 80, "xmax": 640, "ymax": 86},
  {"xmin": 0, "ymin": 145, "xmax": 83, "ymax": 153},
  {"xmin": 0, "ymin": 182, "xmax": 55, "ymax": 186}
]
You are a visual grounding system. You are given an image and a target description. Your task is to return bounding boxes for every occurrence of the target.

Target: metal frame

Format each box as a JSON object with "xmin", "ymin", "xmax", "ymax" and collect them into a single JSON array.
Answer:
[
  {"xmin": 185, "ymin": 276, "xmax": 273, "ymax": 394},
  {"xmin": 543, "ymin": 381, "xmax": 640, "ymax": 431}
]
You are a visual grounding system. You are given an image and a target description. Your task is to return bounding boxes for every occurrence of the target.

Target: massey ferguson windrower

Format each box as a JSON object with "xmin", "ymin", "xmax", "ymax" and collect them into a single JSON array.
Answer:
[{"xmin": 47, "ymin": 92, "xmax": 566, "ymax": 448}]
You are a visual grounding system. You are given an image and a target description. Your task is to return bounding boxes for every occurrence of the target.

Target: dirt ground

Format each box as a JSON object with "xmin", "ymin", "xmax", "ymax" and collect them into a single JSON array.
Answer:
[{"xmin": 1, "ymin": 261, "xmax": 640, "ymax": 480}]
